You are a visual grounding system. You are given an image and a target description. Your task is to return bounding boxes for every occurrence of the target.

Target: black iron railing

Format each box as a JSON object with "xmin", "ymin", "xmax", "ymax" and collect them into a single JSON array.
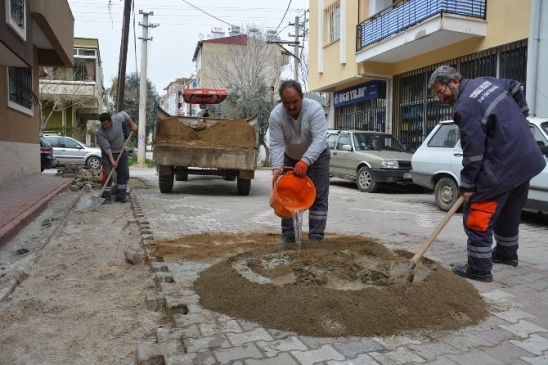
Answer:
[{"xmin": 357, "ymin": 0, "xmax": 486, "ymax": 51}]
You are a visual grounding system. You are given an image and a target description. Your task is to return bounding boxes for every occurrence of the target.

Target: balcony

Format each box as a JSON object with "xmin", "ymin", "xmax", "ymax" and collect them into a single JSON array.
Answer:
[{"xmin": 356, "ymin": 0, "xmax": 487, "ymax": 64}]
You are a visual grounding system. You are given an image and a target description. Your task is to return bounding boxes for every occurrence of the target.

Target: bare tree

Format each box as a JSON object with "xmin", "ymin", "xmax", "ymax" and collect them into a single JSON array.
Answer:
[
  {"xmin": 38, "ymin": 67, "xmax": 98, "ymax": 133},
  {"xmin": 203, "ymin": 26, "xmax": 290, "ymax": 165}
]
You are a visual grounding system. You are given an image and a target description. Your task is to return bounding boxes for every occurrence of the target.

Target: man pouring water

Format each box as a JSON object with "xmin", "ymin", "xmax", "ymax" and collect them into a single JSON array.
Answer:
[{"xmin": 269, "ymin": 80, "xmax": 330, "ymax": 245}]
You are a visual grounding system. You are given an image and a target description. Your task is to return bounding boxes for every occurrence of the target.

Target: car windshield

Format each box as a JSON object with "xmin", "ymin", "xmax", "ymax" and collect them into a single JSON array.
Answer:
[{"xmin": 353, "ymin": 133, "xmax": 405, "ymax": 152}]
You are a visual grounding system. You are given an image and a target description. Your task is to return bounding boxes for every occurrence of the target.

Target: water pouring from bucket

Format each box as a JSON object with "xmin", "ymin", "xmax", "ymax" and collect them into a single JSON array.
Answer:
[{"xmin": 270, "ymin": 167, "xmax": 316, "ymax": 250}]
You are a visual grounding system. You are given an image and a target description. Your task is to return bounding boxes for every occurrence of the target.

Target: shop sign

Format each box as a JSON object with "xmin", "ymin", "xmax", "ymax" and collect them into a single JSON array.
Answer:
[{"xmin": 334, "ymin": 80, "xmax": 378, "ymax": 107}]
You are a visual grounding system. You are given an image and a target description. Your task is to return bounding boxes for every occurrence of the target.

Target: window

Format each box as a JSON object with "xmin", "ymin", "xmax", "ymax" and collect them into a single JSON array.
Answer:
[
  {"xmin": 72, "ymin": 48, "xmax": 97, "ymax": 81},
  {"xmin": 327, "ymin": 134, "xmax": 338, "ymax": 150},
  {"xmin": 324, "ymin": 1, "xmax": 340, "ymax": 45},
  {"xmin": 7, "ymin": 67, "xmax": 35, "ymax": 115},
  {"xmin": 6, "ymin": 0, "xmax": 26, "ymax": 40},
  {"xmin": 336, "ymin": 134, "xmax": 351, "ymax": 150},
  {"xmin": 530, "ymin": 124, "xmax": 548, "ymax": 147},
  {"xmin": 427, "ymin": 124, "xmax": 460, "ymax": 148}
]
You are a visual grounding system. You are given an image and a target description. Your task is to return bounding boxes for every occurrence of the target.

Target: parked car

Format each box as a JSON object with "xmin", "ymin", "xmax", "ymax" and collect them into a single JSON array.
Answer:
[
  {"xmin": 326, "ymin": 130, "xmax": 414, "ymax": 192},
  {"xmin": 411, "ymin": 117, "xmax": 548, "ymax": 212},
  {"xmin": 44, "ymin": 135, "xmax": 102, "ymax": 169},
  {"xmin": 40, "ymin": 136, "xmax": 57, "ymax": 172},
  {"xmin": 126, "ymin": 147, "xmax": 138, "ymax": 158}
]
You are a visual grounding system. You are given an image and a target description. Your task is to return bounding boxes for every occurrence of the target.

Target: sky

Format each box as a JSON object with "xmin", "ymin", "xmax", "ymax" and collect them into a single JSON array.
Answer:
[{"xmin": 67, "ymin": 0, "xmax": 309, "ymax": 94}]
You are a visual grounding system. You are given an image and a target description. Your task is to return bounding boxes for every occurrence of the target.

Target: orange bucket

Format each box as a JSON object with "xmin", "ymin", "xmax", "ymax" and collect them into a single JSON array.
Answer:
[{"xmin": 270, "ymin": 169, "xmax": 316, "ymax": 219}]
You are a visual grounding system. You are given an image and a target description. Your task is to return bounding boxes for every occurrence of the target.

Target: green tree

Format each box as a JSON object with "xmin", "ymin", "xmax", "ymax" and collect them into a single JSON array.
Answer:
[{"xmin": 109, "ymin": 72, "xmax": 160, "ymax": 147}]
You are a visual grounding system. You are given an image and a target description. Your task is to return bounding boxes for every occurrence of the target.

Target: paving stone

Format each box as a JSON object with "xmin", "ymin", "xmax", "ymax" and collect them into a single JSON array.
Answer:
[
  {"xmin": 213, "ymin": 343, "xmax": 264, "ymax": 365},
  {"xmin": 446, "ymin": 350, "xmax": 504, "ymax": 365},
  {"xmin": 368, "ymin": 346, "xmax": 426, "ymax": 364},
  {"xmin": 521, "ymin": 353, "xmax": 548, "ymax": 365},
  {"xmin": 499, "ymin": 320, "xmax": 548, "ymax": 338},
  {"xmin": 482, "ymin": 341, "xmax": 534, "ymax": 365},
  {"xmin": 299, "ymin": 336, "xmax": 336, "ymax": 349},
  {"xmin": 438, "ymin": 332, "xmax": 494, "ymax": 351},
  {"xmin": 510, "ymin": 334, "xmax": 548, "ymax": 356},
  {"xmin": 244, "ymin": 352, "xmax": 299, "ymax": 365},
  {"xmin": 256, "ymin": 337, "xmax": 308, "ymax": 357},
  {"xmin": 156, "ymin": 327, "xmax": 185, "ymax": 344},
  {"xmin": 331, "ymin": 337, "xmax": 385, "ymax": 357},
  {"xmin": 291, "ymin": 344, "xmax": 345, "ymax": 365},
  {"xmin": 406, "ymin": 341, "xmax": 461, "ymax": 360},
  {"xmin": 228, "ymin": 328, "xmax": 274, "ymax": 347},
  {"xmin": 372, "ymin": 335, "xmax": 423, "ymax": 350},
  {"xmin": 419, "ymin": 359, "xmax": 459, "ymax": 365},
  {"xmin": 495, "ymin": 309, "xmax": 537, "ymax": 324},
  {"xmin": 183, "ymin": 335, "xmax": 231, "ymax": 353},
  {"xmin": 326, "ymin": 353, "xmax": 381, "ymax": 365},
  {"xmin": 198, "ymin": 320, "xmax": 243, "ymax": 337}
]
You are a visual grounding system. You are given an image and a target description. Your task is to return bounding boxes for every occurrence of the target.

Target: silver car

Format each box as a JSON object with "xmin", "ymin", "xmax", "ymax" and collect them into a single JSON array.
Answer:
[
  {"xmin": 411, "ymin": 118, "xmax": 548, "ymax": 212},
  {"xmin": 44, "ymin": 135, "xmax": 102, "ymax": 169},
  {"xmin": 327, "ymin": 130, "xmax": 414, "ymax": 192}
]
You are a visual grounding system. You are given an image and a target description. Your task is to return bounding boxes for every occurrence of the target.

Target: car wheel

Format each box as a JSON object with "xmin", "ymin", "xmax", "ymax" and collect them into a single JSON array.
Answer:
[
  {"xmin": 434, "ymin": 177, "xmax": 458, "ymax": 211},
  {"xmin": 87, "ymin": 156, "xmax": 101, "ymax": 169},
  {"xmin": 356, "ymin": 166, "xmax": 379, "ymax": 193}
]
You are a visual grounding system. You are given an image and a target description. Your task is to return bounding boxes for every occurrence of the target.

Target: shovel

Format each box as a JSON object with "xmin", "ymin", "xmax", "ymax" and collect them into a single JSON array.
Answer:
[
  {"xmin": 408, "ymin": 196, "xmax": 465, "ymax": 269},
  {"xmin": 86, "ymin": 131, "xmax": 134, "ymax": 208}
]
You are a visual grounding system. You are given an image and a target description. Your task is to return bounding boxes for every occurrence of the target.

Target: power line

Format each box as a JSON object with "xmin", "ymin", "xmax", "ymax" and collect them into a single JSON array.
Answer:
[
  {"xmin": 181, "ymin": 0, "xmax": 239, "ymax": 28},
  {"xmin": 274, "ymin": 0, "xmax": 291, "ymax": 34}
]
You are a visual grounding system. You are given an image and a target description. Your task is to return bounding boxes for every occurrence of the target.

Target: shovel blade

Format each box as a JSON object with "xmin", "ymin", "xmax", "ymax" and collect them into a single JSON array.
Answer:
[{"xmin": 86, "ymin": 194, "xmax": 105, "ymax": 207}]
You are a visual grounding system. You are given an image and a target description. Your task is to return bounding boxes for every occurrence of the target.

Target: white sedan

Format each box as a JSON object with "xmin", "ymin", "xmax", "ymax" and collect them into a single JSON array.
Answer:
[{"xmin": 411, "ymin": 117, "xmax": 548, "ymax": 212}]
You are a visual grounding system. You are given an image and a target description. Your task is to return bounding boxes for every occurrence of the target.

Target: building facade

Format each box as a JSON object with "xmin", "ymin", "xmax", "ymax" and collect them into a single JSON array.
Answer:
[
  {"xmin": 309, "ymin": 0, "xmax": 533, "ymax": 152},
  {"xmin": 39, "ymin": 37, "xmax": 104, "ymax": 145},
  {"xmin": 0, "ymin": 0, "xmax": 74, "ymax": 184},
  {"xmin": 161, "ymin": 77, "xmax": 196, "ymax": 117}
]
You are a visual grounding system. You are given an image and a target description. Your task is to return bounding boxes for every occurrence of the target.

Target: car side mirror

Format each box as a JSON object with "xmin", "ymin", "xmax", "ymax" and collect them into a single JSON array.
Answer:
[
  {"xmin": 342, "ymin": 144, "xmax": 352, "ymax": 151},
  {"xmin": 540, "ymin": 145, "xmax": 548, "ymax": 157}
]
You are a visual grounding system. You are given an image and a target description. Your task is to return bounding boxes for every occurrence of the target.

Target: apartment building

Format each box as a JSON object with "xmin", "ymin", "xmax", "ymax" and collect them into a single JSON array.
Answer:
[
  {"xmin": 161, "ymin": 77, "xmax": 196, "ymax": 116},
  {"xmin": 0, "ymin": 0, "xmax": 74, "ymax": 183},
  {"xmin": 309, "ymin": 0, "xmax": 537, "ymax": 152},
  {"xmin": 39, "ymin": 37, "xmax": 104, "ymax": 144}
]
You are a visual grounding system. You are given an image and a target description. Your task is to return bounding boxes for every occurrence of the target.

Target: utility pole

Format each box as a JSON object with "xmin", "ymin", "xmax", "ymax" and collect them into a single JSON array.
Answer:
[
  {"xmin": 115, "ymin": 0, "xmax": 132, "ymax": 112},
  {"xmin": 137, "ymin": 11, "xmax": 158, "ymax": 167},
  {"xmin": 293, "ymin": 16, "xmax": 300, "ymax": 81}
]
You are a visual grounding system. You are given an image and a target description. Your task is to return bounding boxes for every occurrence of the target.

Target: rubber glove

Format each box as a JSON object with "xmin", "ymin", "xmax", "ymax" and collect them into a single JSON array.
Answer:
[{"xmin": 294, "ymin": 160, "xmax": 309, "ymax": 178}]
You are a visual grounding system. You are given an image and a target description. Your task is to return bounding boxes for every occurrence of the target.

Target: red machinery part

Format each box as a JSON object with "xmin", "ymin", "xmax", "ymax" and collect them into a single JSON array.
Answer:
[{"xmin": 183, "ymin": 88, "xmax": 228, "ymax": 105}]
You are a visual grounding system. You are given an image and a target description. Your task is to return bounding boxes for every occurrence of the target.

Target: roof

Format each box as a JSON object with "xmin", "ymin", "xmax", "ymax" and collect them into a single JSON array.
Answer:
[{"xmin": 192, "ymin": 35, "xmax": 248, "ymax": 62}]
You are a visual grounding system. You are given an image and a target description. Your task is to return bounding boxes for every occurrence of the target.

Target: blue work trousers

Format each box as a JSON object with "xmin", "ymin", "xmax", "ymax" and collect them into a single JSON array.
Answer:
[
  {"xmin": 101, "ymin": 151, "xmax": 129, "ymax": 199},
  {"xmin": 281, "ymin": 148, "xmax": 330, "ymax": 240},
  {"xmin": 463, "ymin": 181, "xmax": 529, "ymax": 273}
]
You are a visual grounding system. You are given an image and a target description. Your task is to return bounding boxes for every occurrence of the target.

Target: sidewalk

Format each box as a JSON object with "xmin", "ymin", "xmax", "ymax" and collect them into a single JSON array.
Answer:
[{"xmin": 0, "ymin": 172, "xmax": 73, "ymax": 248}]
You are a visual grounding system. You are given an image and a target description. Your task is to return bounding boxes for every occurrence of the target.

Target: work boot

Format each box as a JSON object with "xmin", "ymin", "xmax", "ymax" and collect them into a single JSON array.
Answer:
[
  {"xmin": 452, "ymin": 263, "xmax": 493, "ymax": 282},
  {"xmin": 115, "ymin": 196, "xmax": 128, "ymax": 203},
  {"xmin": 492, "ymin": 252, "xmax": 518, "ymax": 267},
  {"xmin": 309, "ymin": 237, "xmax": 322, "ymax": 243},
  {"xmin": 276, "ymin": 235, "xmax": 295, "ymax": 246}
]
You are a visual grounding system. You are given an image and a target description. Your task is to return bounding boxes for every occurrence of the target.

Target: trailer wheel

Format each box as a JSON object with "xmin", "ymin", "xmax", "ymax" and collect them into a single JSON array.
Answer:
[
  {"xmin": 223, "ymin": 176, "xmax": 237, "ymax": 181},
  {"xmin": 159, "ymin": 173, "xmax": 174, "ymax": 193},
  {"xmin": 237, "ymin": 177, "xmax": 251, "ymax": 195},
  {"xmin": 175, "ymin": 173, "xmax": 188, "ymax": 181}
]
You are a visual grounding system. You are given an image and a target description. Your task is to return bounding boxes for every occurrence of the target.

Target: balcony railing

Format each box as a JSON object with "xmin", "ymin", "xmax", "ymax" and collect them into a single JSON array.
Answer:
[{"xmin": 357, "ymin": 0, "xmax": 486, "ymax": 51}]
